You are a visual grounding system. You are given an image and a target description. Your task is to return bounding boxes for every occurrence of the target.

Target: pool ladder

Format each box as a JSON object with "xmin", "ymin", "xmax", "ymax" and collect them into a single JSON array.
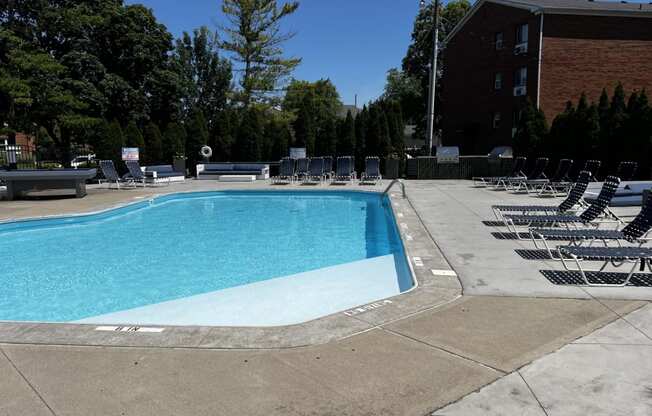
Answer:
[{"xmin": 383, "ymin": 179, "xmax": 406, "ymax": 199}]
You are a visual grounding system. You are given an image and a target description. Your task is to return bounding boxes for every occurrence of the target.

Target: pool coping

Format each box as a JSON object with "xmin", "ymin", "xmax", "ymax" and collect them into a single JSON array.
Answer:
[{"xmin": 0, "ymin": 185, "xmax": 463, "ymax": 349}]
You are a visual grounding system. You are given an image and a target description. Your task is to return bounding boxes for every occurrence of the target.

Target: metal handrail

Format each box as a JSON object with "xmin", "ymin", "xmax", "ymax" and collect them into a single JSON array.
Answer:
[{"xmin": 383, "ymin": 179, "xmax": 406, "ymax": 198}]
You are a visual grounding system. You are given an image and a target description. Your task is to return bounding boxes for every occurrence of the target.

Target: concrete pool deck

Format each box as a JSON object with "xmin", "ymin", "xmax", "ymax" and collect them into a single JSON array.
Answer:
[{"xmin": 1, "ymin": 179, "xmax": 651, "ymax": 415}]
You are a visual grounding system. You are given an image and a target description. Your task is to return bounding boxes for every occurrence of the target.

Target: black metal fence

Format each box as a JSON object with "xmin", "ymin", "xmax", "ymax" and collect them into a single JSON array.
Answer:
[
  {"xmin": 0, "ymin": 145, "xmax": 38, "ymax": 169},
  {"xmin": 1, "ymin": 146, "xmax": 513, "ymax": 181},
  {"xmin": 406, "ymin": 156, "xmax": 514, "ymax": 179}
]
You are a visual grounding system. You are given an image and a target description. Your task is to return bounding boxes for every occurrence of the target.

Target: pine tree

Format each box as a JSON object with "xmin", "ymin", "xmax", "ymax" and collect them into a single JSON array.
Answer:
[
  {"xmin": 293, "ymin": 94, "xmax": 316, "ymax": 155},
  {"xmin": 210, "ymin": 110, "xmax": 234, "ymax": 161},
  {"xmin": 355, "ymin": 106, "xmax": 368, "ymax": 171},
  {"xmin": 143, "ymin": 123, "xmax": 163, "ymax": 164},
  {"xmin": 513, "ymin": 99, "xmax": 548, "ymax": 157},
  {"xmin": 607, "ymin": 83, "xmax": 628, "ymax": 170},
  {"xmin": 317, "ymin": 117, "xmax": 337, "ymax": 156},
  {"xmin": 269, "ymin": 119, "xmax": 292, "ymax": 160},
  {"xmin": 337, "ymin": 110, "xmax": 356, "ymax": 156},
  {"xmin": 186, "ymin": 109, "xmax": 209, "ymax": 172},
  {"xmin": 623, "ymin": 90, "xmax": 651, "ymax": 176},
  {"xmin": 597, "ymin": 88, "xmax": 611, "ymax": 162},
  {"xmin": 124, "ymin": 121, "xmax": 145, "ymax": 150},
  {"xmin": 220, "ymin": 0, "xmax": 301, "ymax": 106},
  {"xmin": 378, "ymin": 108, "xmax": 392, "ymax": 157},
  {"xmin": 234, "ymin": 107, "xmax": 263, "ymax": 161},
  {"xmin": 96, "ymin": 120, "xmax": 125, "ymax": 168},
  {"xmin": 162, "ymin": 122, "xmax": 187, "ymax": 162}
]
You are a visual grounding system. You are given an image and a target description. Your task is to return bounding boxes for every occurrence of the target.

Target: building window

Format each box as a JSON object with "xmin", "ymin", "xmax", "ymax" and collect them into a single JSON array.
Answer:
[
  {"xmin": 494, "ymin": 73, "xmax": 503, "ymax": 90},
  {"xmin": 516, "ymin": 23, "xmax": 528, "ymax": 45},
  {"xmin": 495, "ymin": 32, "xmax": 504, "ymax": 50},
  {"xmin": 493, "ymin": 112, "xmax": 502, "ymax": 129},
  {"xmin": 514, "ymin": 67, "xmax": 527, "ymax": 87}
]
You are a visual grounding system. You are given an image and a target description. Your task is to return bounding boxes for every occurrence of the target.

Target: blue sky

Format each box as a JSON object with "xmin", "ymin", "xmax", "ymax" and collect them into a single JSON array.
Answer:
[{"xmin": 126, "ymin": 0, "xmax": 422, "ymax": 106}]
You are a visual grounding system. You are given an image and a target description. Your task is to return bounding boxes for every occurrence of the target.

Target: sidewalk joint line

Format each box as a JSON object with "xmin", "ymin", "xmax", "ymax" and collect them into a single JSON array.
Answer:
[
  {"xmin": 379, "ymin": 326, "xmax": 505, "ymax": 374},
  {"xmin": 517, "ymin": 370, "xmax": 550, "ymax": 416},
  {"xmin": 0, "ymin": 346, "xmax": 58, "ymax": 416}
]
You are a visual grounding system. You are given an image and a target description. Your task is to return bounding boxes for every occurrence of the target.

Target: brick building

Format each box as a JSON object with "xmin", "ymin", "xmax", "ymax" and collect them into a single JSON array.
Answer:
[{"xmin": 441, "ymin": 0, "xmax": 652, "ymax": 154}]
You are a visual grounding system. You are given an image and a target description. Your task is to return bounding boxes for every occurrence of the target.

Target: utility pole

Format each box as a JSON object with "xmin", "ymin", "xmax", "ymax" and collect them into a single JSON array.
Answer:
[{"xmin": 421, "ymin": 0, "xmax": 440, "ymax": 156}]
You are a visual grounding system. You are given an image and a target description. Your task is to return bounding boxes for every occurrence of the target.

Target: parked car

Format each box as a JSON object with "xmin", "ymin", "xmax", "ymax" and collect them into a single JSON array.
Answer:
[{"xmin": 71, "ymin": 154, "xmax": 96, "ymax": 169}]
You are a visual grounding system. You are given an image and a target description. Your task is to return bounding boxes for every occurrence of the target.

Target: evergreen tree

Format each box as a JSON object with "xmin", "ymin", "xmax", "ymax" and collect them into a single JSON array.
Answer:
[
  {"xmin": 317, "ymin": 117, "xmax": 338, "ymax": 156},
  {"xmin": 210, "ymin": 110, "xmax": 235, "ymax": 161},
  {"xmin": 607, "ymin": 83, "xmax": 628, "ymax": 170},
  {"xmin": 570, "ymin": 94, "xmax": 600, "ymax": 161},
  {"xmin": 124, "ymin": 121, "xmax": 145, "ymax": 151},
  {"xmin": 162, "ymin": 122, "xmax": 187, "ymax": 162},
  {"xmin": 293, "ymin": 94, "xmax": 316, "ymax": 155},
  {"xmin": 96, "ymin": 120, "xmax": 125, "ymax": 168},
  {"xmin": 220, "ymin": 0, "xmax": 301, "ymax": 107},
  {"xmin": 623, "ymin": 90, "xmax": 651, "ymax": 176},
  {"xmin": 234, "ymin": 107, "xmax": 263, "ymax": 161},
  {"xmin": 394, "ymin": 101, "xmax": 406, "ymax": 156},
  {"xmin": 378, "ymin": 108, "xmax": 392, "ymax": 157},
  {"xmin": 186, "ymin": 110, "xmax": 210, "ymax": 171},
  {"xmin": 513, "ymin": 99, "xmax": 548, "ymax": 157},
  {"xmin": 597, "ymin": 88, "xmax": 611, "ymax": 161},
  {"xmin": 549, "ymin": 101, "xmax": 575, "ymax": 160},
  {"xmin": 269, "ymin": 119, "xmax": 292, "ymax": 160},
  {"xmin": 143, "ymin": 122, "xmax": 163, "ymax": 164},
  {"xmin": 355, "ymin": 106, "xmax": 368, "ymax": 171},
  {"xmin": 338, "ymin": 110, "xmax": 356, "ymax": 156},
  {"xmin": 365, "ymin": 106, "xmax": 381, "ymax": 158}
]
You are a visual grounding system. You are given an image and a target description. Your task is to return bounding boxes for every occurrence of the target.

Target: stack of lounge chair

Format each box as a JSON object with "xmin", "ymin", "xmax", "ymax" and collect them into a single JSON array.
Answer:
[
  {"xmin": 496, "ymin": 157, "xmax": 549, "ymax": 191},
  {"xmin": 473, "ymin": 156, "xmax": 527, "ymax": 187},
  {"xmin": 480, "ymin": 158, "xmax": 652, "ymax": 286},
  {"xmin": 272, "ymin": 156, "xmax": 382, "ymax": 186}
]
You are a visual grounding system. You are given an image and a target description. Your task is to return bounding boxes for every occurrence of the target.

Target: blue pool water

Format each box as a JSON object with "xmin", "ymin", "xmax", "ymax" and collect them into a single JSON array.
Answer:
[{"xmin": 0, "ymin": 191, "xmax": 412, "ymax": 323}]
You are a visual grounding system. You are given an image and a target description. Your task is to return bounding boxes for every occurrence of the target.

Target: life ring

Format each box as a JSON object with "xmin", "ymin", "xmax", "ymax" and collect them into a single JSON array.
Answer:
[{"xmin": 200, "ymin": 145, "xmax": 213, "ymax": 159}]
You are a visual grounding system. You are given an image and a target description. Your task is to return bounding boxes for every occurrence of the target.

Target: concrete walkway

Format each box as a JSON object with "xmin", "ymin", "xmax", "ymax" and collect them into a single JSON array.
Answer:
[
  {"xmin": 436, "ymin": 303, "xmax": 652, "ymax": 416},
  {"xmin": 406, "ymin": 180, "xmax": 652, "ymax": 300},
  {"xmin": 1, "ymin": 179, "xmax": 651, "ymax": 415}
]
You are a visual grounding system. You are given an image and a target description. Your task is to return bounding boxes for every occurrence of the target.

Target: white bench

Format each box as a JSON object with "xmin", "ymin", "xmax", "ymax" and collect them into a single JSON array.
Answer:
[{"xmin": 219, "ymin": 175, "xmax": 257, "ymax": 183}]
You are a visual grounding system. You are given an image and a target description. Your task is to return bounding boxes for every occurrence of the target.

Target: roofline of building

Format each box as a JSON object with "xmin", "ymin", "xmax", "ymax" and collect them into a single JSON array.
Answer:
[{"xmin": 444, "ymin": 0, "xmax": 652, "ymax": 44}]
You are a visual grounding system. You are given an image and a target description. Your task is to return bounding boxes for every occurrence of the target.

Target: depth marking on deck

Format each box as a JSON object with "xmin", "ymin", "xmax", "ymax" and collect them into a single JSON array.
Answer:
[
  {"xmin": 400, "ymin": 222, "xmax": 408, "ymax": 229},
  {"xmin": 431, "ymin": 269, "xmax": 458, "ymax": 277},
  {"xmin": 95, "ymin": 326, "xmax": 165, "ymax": 333},
  {"xmin": 397, "ymin": 212, "xmax": 404, "ymax": 218},
  {"xmin": 343, "ymin": 300, "xmax": 393, "ymax": 316},
  {"xmin": 412, "ymin": 257, "xmax": 424, "ymax": 267},
  {"xmin": 405, "ymin": 234, "xmax": 414, "ymax": 241}
]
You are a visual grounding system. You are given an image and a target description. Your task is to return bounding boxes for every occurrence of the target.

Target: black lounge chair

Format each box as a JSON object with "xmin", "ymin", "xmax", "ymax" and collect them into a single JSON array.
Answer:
[
  {"xmin": 496, "ymin": 157, "xmax": 549, "ymax": 191},
  {"xmin": 513, "ymin": 158, "xmax": 573, "ymax": 194},
  {"xmin": 99, "ymin": 160, "xmax": 133, "ymax": 189},
  {"xmin": 581, "ymin": 159, "xmax": 601, "ymax": 181},
  {"xmin": 272, "ymin": 158, "xmax": 296, "ymax": 184},
  {"xmin": 557, "ymin": 245, "xmax": 652, "ymax": 286},
  {"xmin": 615, "ymin": 161, "xmax": 637, "ymax": 181},
  {"xmin": 304, "ymin": 157, "xmax": 325, "ymax": 184},
  {"xmin": 333, "ymin": 156, "xmax": 356, "ymax": 183},
  {"xmin": 360, "ymin": 157, "xmax": 382, "ymax": 185},
  {"xmin": 532, "ymin": 159, "xmax": 575, "ymax": 195},
  {"xmin": 492, "ymin": 171, "xmax": 590, "ymax": 219},
  {"xmin": 473, "ymin": 156, "xmax": 527, "ymax": 187},
  {"xmin": 500, "ymin": 176, "xmax": 621, "ymax": 235},
  {"xmin": 296, "ymin": 158, "xmax": 310, "ymax": 179},
  {"xmin": 531, "ymin": 192, "xmax": 652, "ymax": 258},
  {"xmin": 125, "ymin": 160, "xmax": 161, "ymax": 187},
  {"xmin": 323, "ymin": 156, "xmax": 334, "ymax": 179}
]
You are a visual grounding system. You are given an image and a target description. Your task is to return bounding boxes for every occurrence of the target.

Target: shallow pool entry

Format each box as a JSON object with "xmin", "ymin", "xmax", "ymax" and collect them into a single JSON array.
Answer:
[{"xmin": 0, "ymin": 191, "xmax": 413, "ymax": 326}]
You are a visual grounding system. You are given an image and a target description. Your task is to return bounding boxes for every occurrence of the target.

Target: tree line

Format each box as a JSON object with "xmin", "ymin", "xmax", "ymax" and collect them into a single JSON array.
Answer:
[
  {"xmin": 514, "ymin": 83, "xmax": 652, "ymax": 178},
  {"xmin": 0, "ymin": 0, "xmax": 406, "ymax": 172}
]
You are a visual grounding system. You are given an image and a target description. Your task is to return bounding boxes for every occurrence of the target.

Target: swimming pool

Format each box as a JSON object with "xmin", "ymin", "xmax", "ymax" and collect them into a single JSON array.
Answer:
[{"xmin": 0, "ymin": 191, "xmax": 413, "ymax": 326}]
